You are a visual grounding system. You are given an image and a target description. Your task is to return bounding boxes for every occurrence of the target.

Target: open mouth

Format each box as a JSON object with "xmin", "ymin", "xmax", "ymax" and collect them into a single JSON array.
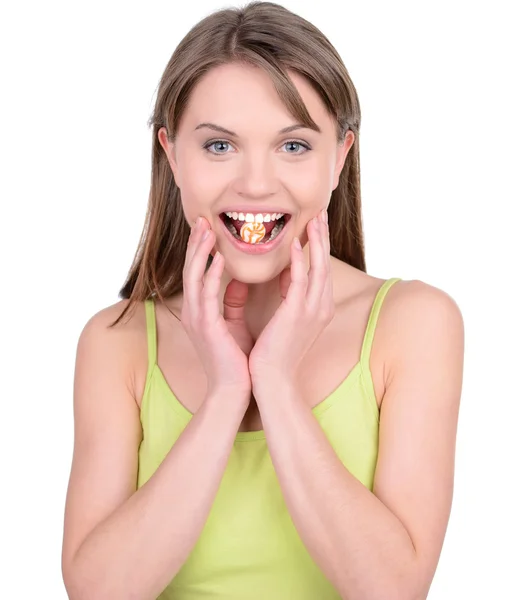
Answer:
[{"xmin": 219, "ymin": 212, "xmax": 291, "ymax": 244}]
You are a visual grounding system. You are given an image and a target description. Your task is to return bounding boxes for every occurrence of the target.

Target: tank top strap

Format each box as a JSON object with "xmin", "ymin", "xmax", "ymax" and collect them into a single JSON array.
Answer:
[
  {"xmin": 144, "ymin": 297, "xmax": 158, "ymax": 371},
  {"xmin": 360, "ymin": 277, "xmax": 402, "ymax": 371}
]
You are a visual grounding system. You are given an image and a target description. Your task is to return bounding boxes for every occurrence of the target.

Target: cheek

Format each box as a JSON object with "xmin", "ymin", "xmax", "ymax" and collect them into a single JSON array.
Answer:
[
  {"xmin": 178, "ymin": 158, "xmax": 223, "ymax": 206},
  {"xmin": 281, "ymin": 165, "xmax": 331, "ymax": 208},
  {"xmin": 282, "ymin": 152, "xmax": 331, "ymax": 185}
]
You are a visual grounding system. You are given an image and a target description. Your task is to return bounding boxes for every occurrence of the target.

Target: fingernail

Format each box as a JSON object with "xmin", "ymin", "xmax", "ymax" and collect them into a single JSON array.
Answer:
[{"xmin": 194, "ymin": 216, "xmax": 202, "ymax": 228}]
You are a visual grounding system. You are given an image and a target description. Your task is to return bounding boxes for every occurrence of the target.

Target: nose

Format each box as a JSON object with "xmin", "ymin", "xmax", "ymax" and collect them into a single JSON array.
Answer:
[{"xmin": 232, "ymin": 152, "xmax": 279, "ymax": 199}]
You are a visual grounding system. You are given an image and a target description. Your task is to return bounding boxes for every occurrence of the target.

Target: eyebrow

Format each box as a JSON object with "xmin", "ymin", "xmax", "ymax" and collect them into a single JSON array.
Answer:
[{"xmin": 194, "ymin": 121, "xmax": 321, "ymax": 137}]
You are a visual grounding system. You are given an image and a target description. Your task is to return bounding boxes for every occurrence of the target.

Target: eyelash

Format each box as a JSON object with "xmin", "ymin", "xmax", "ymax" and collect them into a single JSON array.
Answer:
[{"xmin": 202, "ymin": 139, "xmax": 312, "ymax": 156}]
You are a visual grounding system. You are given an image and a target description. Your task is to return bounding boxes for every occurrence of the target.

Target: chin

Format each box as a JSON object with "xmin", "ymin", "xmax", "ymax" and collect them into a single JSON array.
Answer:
[{"xmin": 223, "ymin": 259, "xmax": 288, "ymax": 285}]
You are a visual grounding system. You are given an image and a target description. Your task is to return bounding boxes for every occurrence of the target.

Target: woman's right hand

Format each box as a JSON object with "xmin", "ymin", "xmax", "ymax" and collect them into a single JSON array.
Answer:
[{"xmin": 181, "ymin": 216, "xmax": 253, "ymax": 406}]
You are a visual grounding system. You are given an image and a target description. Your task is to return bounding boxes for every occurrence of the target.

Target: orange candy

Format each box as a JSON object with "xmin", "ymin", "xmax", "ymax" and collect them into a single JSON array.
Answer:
[{"xmin": 240, "ymin": 222, "xmax": 266, "ymax": 244}]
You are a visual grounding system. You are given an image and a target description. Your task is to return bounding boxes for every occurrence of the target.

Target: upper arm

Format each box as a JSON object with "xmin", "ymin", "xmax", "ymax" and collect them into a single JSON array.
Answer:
[
  {"xmin": 61, "ymin": 302, "xmax": 143, "ymax": 585},
  {"xmin": 373, "ymin": 280, "xmax": 464, "ymax": 598}
]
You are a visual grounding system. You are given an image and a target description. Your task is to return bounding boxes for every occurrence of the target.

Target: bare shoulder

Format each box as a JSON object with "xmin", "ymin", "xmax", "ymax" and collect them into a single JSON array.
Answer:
[
  {"xmin": 379, "ymin": 278, "xmax": 464, "ymax": 337},
  {"xmin": 329, "ymin": 262, "xmax": 464, "ymax": 410},
  {"xmin": 377, "ymin": 278, "xmax": 465, "ymax": 379},
  {"xmin": 77, "ymin": 298, "xmax": 148, "ymax": 406}
]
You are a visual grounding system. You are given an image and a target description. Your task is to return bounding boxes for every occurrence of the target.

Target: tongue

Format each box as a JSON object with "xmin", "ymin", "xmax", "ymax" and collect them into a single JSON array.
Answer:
[{"xmin": 230, "ymin": 218, "xmax": 278, "ymax": 236}]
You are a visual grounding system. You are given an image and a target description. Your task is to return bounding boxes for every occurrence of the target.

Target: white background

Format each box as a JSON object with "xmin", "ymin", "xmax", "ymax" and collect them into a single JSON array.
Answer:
[{"xmin": 1, "ymin": 0, "xmax": 506, "ymax": 597}]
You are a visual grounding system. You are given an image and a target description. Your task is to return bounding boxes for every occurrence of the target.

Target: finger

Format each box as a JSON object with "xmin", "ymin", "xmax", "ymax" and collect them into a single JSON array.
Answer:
[
  {"xmin": 322, "ymin": 214, "xmax": 333, "ymax": 300},
  {"xmin": 323, "ymin": 210, "xmax": 330, "ymax": 257},
  {"xmin": 279, "ymin": 266, "xmax": 292, "ymax": 300},
  {"xmin": 285, "ymin": 235, "xmax": 308, "ymax": 307},
  {"xmin": 184, "ymin": 218, "xmax": 204, "ymax": 266},
  {"xmin": 223, "ymin": 278, "xmax": 249, "ymax": 324},
  {"xmin": 306, "ymin": 215, "xmax": 327, "ymax": 308},
  {"xmin": 183, "ymin": 222, "xmax": 215, "ymax": 322},
  {"xmin": 318, "ymin": 211, "xmax": 331, "ymax": 269},
  {"xmin": 202, "ymin": 247, "xmax": 224, "ymax": 324}
]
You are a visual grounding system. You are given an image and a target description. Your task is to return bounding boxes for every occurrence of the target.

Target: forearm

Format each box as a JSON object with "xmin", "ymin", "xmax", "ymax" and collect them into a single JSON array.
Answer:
[
  {"xmin": 254, "ymin": 381, "xmax": 420, "ymax": 600},
  {"xmin": 68, "ymin": 390, "xmax": 247, "ymax": 600}
]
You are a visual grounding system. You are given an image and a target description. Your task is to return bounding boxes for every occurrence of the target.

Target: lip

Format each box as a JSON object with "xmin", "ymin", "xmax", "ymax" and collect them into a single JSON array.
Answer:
[{"xmin": 218, "ymin": 214, "xmax": 292, "ymax": 255}]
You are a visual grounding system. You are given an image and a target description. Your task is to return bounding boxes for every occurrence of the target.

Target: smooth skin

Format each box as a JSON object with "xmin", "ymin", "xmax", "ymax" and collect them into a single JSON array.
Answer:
[
  {"xmin": 157, "ymin": 62, "xmax": 356, "ymax": 339},
  {"xmin": 184, "ymin": 200, "xmax": 464, "ymax": 599},
  {"xmin": 180, "ymin": 215, "xmax": 252, "ymax": 396},
  {"xmin": 184, "ymin": 206, "xmax": 333, "ymax": 389},
  {"xmin": 61, "ymin": 218, "xmax": 253, "ymax": 598},
  {"xmin": 248, "ymin": 210, "xmax": 334, "ymax": 381},
  {"xmin": 60, "ymin": 205, "xmax": 333, "ymax": 599},
  {"xmin": 62, "ymin": 61, "xmax": 464, "ymax": 599},
  {"xmin": 60, "ymin": 205, "xmax": 330, "ymax": 599},
  {"xmin": 191, "ymin": 207, "xmax": 335, "ymax": 384}
]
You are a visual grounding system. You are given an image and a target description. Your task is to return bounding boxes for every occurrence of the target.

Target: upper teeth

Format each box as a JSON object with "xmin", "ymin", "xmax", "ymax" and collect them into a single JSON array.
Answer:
[{"xmin": 225, "ymin": 212, "xmax": 284, "ymax": 222}]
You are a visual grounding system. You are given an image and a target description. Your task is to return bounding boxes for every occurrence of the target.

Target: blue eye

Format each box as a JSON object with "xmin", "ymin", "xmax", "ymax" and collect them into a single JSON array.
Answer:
[
  {"xmin": 202, "ymin": 139, "xmax": 311, "ymax": 155},
  {"xmin": 203, "ymin": 140, "xmax": 232, "ymax": 154},
  {"xmin": 282, "ymin": 140, "xmax": 311, "ymax": 154}
]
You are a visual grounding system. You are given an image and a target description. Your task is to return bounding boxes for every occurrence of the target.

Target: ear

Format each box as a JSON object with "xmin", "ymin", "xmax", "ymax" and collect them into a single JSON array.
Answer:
[
  {"xmin": 157, "ymin": 127, "xmax": 180, "ymax": 187},
  {"xmin": 332, "ymin": 129, "xmax": 355, "ymax": 190}
]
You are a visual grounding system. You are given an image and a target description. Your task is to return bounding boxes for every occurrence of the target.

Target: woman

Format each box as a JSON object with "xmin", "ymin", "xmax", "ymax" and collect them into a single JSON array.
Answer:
[{"xmin": 62, "ymin": 2, "xmax": 464, "ymax": 598}]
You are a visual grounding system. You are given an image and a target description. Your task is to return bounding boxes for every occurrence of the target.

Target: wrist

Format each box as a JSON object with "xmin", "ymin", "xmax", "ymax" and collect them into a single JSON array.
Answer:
[
  {"xmin": 252, "ymin": 379, "xmax": 300, "ymax": 415},
  {"xmin": 251, "ymin": 367, "xmax": 283, "ymax": 388},
  {"xmin": 252, "ymin": 373, "xmax": 293, "ymax": 397},
  {"xmin": 205, "ymin": 385, "xmax": 251, "ymax": 410}
]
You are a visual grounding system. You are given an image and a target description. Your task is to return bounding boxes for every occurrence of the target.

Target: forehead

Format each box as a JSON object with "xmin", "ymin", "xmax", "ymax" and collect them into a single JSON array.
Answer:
[{"xmin": 180, "ymin": 62, "xmax": 332, "ymax": 134}]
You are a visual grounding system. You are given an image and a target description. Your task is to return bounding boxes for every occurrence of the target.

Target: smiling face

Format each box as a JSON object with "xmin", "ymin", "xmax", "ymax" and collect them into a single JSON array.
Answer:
[{"xmin": 158, "ymin": 61, "xmax": 354, "ymax": 283}]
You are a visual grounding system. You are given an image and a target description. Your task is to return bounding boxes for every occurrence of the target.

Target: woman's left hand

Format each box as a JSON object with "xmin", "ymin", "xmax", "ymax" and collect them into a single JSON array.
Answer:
[{"xmin": 248, "ymin": 208, "xmax": 335, "ymax": 387}]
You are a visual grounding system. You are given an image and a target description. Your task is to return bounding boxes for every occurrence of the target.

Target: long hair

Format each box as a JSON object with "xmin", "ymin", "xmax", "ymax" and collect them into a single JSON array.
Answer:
[{"xmin": 111, "ymin": 1, "xmax": 364, "ymax": 327}]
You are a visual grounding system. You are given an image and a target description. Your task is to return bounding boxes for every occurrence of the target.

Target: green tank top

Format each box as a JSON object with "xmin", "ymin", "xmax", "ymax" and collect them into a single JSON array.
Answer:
[{"xmin": 137, "ymin": 277, "xmax": 402, "ymax": 599}]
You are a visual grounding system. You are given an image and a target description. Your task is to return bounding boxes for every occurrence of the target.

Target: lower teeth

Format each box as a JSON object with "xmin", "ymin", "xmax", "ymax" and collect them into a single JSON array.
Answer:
[{"xmin": 226, "ymin": 219, "xmax": 284, "ymax": 244}]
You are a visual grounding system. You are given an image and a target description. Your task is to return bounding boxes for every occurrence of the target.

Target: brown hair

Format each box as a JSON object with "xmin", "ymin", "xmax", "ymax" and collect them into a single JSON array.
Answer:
[{"xmin": 111, "ymin": 0, "xmax": 364, "ymax": 327}]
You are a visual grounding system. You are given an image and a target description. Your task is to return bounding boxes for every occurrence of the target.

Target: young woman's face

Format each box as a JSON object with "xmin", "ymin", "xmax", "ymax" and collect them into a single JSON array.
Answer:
[{"xmin": 159, "ymin": 62, "xmax": 354, "ymax": 283}]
